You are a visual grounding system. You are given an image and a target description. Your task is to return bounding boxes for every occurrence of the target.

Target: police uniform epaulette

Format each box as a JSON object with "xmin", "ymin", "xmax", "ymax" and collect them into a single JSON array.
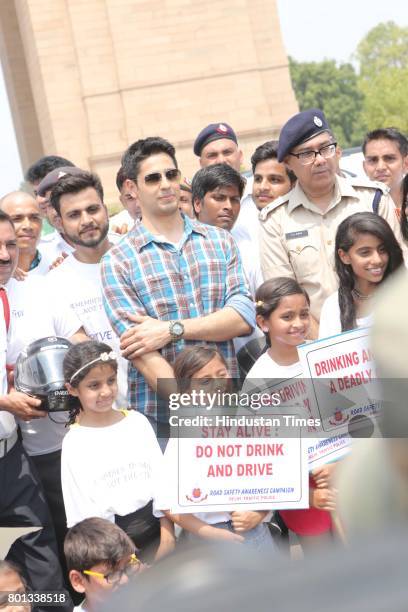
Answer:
[
  {"xmin": 258, "ymin": 194, "xmax": 289, "ymax": 222},
  {"xmin": 349, "ymin": 177, "xmax": 388, "ymax": 194}
]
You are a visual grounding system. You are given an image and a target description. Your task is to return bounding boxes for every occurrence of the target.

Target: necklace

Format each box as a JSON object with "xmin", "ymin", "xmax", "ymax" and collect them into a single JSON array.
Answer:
[{"xmin": 351, "ymin": 288, "xmax": 373, "ymax": 301}]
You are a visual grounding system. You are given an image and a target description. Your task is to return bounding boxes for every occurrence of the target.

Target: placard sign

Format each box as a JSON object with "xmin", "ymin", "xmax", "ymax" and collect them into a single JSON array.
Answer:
[
  {"xmin": 297, "ymin": 327, "xmax": 381, "ymax": 434},
  {"xmin": 162, "ymin": 416, "xmax": 309, "ymax": 514},
  {"xmin": 243, "ymin": 374, "xmax": 350, "ymax": 470}
]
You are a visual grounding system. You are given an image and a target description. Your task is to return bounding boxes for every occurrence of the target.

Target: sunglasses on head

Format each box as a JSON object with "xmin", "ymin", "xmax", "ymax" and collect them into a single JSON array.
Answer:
[{"xmin": 143, "ymin": 169, "xmax": 181, "ymax": 185}]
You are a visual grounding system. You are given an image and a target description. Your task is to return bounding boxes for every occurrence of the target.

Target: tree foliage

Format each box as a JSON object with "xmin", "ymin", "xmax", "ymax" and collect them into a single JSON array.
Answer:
[
  {"xmin": 355, "ymin": 21, "xmax": 408, "ymax": 133},
  {"xmin": 289, "ymin": 58, "xmax": 365, "ymax": 148},
  {"xmin": 356, "ymin": 21, "xmax": 408, "ymax": 79},
  {"xmin": 288, "ymin": 21, "xmax": 408, "ymax": 148}
]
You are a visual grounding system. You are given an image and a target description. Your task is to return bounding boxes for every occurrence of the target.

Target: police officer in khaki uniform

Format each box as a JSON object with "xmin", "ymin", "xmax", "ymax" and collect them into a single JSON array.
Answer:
[{"xmin": 259, "ymin": 108, "xmax": 405, "ymax": 335}]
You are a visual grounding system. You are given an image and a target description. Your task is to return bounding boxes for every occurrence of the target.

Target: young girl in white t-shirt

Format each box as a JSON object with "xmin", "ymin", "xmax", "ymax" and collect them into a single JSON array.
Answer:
[
  {"xmin": 245, "ymin": 277, "xmax": 336, "ymax": 552},
  {"xmin": 159, "ymin": 345, "xmax": 276, "ymax": 552},
  {"xmin": 246, "ymin": 277, "xmax": 311, "ymax": 382},
  {"xmin": 61, "ymin": 341, "xmax": 174, "ymax": 562},
  {"xmin": 319, "ymin": 212, "xmax": 403, "ymax": 339}
]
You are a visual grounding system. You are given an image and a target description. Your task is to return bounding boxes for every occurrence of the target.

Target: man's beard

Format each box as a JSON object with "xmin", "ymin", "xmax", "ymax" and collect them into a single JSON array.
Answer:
[{"xmin": 64, "ymin": 219, "xmax": 109, "ymax": 248}]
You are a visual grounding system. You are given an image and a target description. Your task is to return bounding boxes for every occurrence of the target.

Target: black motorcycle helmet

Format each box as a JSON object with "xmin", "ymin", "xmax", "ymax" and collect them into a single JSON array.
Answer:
[{"xmin": 14, "ymin": 336, "xmax": 72, "ymax": 412}]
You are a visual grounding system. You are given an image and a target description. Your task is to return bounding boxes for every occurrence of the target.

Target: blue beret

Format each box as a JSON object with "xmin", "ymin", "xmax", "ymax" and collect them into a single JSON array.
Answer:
[
  {"xmin": 193, "ymin": 123, "xmax": 238, "ymax": 156},
  {"xmin": 277, "ymin": 109, "xmax": 331, "ymax": 162}
]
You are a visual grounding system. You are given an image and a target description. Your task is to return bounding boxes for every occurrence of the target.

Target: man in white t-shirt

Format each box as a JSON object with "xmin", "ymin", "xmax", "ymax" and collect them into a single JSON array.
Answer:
[
  {"xmin": 193, "ymin": 122, "xmax": 259, "ymax": 244},
  {"xmin": 47, "ymin": 171, "xmax": 128, "ymax": 406},
  {"xmin": 0, "ymin": 210, "xmax": 71, "ymax": 611},
  {"xmin": 36, "ymin": 166, "xmax": 89, "ymax": 265},
  {"xmin": 0, "ymin": 192, "xmax": 57, "ymax": 276},
  {"xmin": 7, "ymin": 275, "xmax": 85, "ymax": 455},
  {"xmin": 38, "ymin": 165, "xmax": 121, "ymax": 262},
  {"xmin": 7, "ymin": 272, "xmax": 86, "ymax": 570}
]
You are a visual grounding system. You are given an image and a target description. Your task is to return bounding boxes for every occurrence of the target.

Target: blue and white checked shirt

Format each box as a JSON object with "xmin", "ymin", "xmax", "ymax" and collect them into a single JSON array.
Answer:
[{"xmin": 101, "ymin": 215, "xmax": 254, "ymax": 418}]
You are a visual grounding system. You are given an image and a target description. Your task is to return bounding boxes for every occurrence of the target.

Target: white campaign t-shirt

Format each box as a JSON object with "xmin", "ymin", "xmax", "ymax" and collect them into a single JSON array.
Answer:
[
  {"xmin": 231, "ymin": 231, "xmax": 264, "ymax": 354},
  {"xmin": 242, "ymin": 351, "xmax": 304, "ymax": 401},
  {"xmin": 46, "ymin": 254, "xmax": 128, "ymax": 406},
  {"xmin": 39, "ymin": 231, "xmax": 75, "ymax": 264},
  {"xmin": 243, "ymin": 352, "xmax": 318, "ymax": 458},
  {"xmin": 36, "ymin": 232, "xmax": 75, "ymax": 277},
  {"xmin": 61, "ymin": 411, "xmax": 163, "ymax": 527},
  {"xmin": 244, "ymin": 350, "xmax": 303, "ymax": 384},
  {"xmin": 39, "ymin": 231, "xmax": 119, "ymax": 270},
  {"xmin": 231, "ymin": 176, "xmax": 260, "ymax": 244},
  {"xmin": 6, "ymin": 276, "xmax": 82, "ymax": 455},
  {"xmin": 319, "ymin": 290, "xmax": 374, "ymax": 340},
  {"xmin": 233, "ymin": 235, "xmax": 263, "ymax": 299},
  {"xmin": 27, "ymin": 251, "xmax": 57, "ymax": 276}
]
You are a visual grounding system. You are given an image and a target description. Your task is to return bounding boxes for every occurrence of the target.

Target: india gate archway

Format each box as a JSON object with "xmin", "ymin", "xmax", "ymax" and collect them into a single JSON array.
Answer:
[{"xmin": 0, "ymin": 0, "xmax": 297, "ymax": 204}]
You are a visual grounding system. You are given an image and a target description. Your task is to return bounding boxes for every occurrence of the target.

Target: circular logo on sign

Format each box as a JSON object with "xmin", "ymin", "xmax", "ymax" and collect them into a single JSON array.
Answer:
[{"xmin": 313, "ymin": 116, "xmax": 323, "ymax": 127}]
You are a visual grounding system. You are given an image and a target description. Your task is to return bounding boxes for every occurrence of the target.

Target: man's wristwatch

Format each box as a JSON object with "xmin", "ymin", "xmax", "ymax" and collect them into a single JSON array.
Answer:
[{"xmin": 169, "ymin": 320, "xmax": 184, "ymax": 342}]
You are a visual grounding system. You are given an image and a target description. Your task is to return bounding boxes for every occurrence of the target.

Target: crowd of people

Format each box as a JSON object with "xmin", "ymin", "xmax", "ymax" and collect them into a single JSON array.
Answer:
[{"xmin": 0, "ymin": 107, "xmax": 407, "ymax": 611}]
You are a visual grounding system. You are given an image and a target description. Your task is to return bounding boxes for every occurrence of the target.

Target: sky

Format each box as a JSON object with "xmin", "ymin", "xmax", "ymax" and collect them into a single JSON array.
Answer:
[
  {"xmin": 276, "ymin": 0, "xmax": 406, "ymax": 63},
  {"xmin": 0, "ymin": 0, "xmax": 407, "ymax": 195}
]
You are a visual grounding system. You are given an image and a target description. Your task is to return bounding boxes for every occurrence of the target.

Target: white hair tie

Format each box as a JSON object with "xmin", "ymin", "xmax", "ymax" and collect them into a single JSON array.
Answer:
[{"xmin": 69, "ymin": 351, "xmax": 117, "ymax": 384}]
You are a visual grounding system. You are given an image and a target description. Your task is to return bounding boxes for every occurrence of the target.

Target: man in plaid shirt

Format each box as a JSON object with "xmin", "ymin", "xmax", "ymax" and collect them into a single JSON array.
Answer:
[{"xmin": 101, "ymin": 137, "xmax": 255, "ymax": 423}]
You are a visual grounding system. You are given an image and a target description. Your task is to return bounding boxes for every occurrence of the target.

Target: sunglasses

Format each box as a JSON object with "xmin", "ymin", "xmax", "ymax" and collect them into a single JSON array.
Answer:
[
  {"xmin": 143, "ymin": 169, "xmax": 181, "ymax": 185},
  {"xmin": 83, "ymin": 553, "xmax": 141, "ymax": 584}
]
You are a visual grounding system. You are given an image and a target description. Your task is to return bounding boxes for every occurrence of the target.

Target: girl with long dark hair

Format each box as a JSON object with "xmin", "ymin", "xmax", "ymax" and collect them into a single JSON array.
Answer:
[{"xmin": 319, "ymin": 212, "xmax": 403, "ymax": 338}]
